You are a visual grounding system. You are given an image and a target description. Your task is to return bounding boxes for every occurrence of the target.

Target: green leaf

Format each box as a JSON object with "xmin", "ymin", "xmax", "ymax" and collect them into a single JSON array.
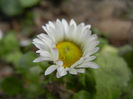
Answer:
[
  {"xmin": 30, "ymin": 66, "xmax": 43, "ymax": 75},
  {"xmin": 100, "ymin": 45, "xmax": 118, "ymax": 55},
  {"xmin": 64, "ymin": 75, "xmax": 79, "ymax": 90},
  {"xmin": 3, "ymin": 32, "xmax": 20, "ymax": 53},
  {"xmin": 122, "ymin": 50, "xmax": 133, "ymax": 71},
  {"xmin": 1, "ymin": 76, "xmax": 23, "ymax": 96},
  {"xmin": 94, "ymin": 53, "xmax": 131, "ymax": 99},
  {"xmin": 5, "ymin": 51, "xmax": 22, "ymax": 67},
  {"xmin": 79, "ymin": 70, "xmax": 96, "ymax": 95},
  {"xmin": 121, "ymin": 75, "xmax": 133, "ymax": 99},
  {"xmin": 0, "ymin": 0, "xmax": 23, "ymax": 16},
  {"xmin": 23, "ymin": 70, "xmax": 42, "ymax": 98},
  {"xmin": 17, "ymin": 52, "xmax": 37, "ymax": 73},
  {"xmin": 119, "ymin": 45, "xmax": 133, "ymax": 55},
  {"xmin": 98, "ymin": 38, "xmax": 108, "ymax": 49},
  {"xmin": 19, "ymin": 0, "xmax": 40, "ymax": 8},
  {"xmin": 0, "ymin": 31, "xmax": 20, "ymax": 58},
  {"xmin": 92, "ymin": 27, "xmax": 109, "ymax": 38},
  {"xmin": 72, "ymin": 90, "xmax": 91, "ymax": 99}
]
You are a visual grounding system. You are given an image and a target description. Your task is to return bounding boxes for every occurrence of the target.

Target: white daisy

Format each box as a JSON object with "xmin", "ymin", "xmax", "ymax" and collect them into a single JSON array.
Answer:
[{"xmin": 33, "ymin": 19, "xmax": 99, "ymax": 78}]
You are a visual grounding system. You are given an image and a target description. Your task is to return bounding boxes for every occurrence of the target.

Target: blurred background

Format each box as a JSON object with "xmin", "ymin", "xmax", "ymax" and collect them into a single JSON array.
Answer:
[{"xmin": 0, "ymin": 0, "xmax": 133, "ymax": 99}]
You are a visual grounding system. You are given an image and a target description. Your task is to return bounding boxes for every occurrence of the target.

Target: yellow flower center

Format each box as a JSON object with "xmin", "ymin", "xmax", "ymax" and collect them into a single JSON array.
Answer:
[{"xmin": 56, "ymin": 41, "xmax": 82, "ymax": 68}]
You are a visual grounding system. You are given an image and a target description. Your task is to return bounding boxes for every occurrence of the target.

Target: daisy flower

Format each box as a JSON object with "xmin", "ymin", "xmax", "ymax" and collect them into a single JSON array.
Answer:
[{"xmin": 33, "ymin": 19, "xmax": 99, "ymax": 78}]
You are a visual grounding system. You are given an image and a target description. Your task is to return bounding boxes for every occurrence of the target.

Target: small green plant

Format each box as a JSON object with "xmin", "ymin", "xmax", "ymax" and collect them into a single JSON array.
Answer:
[{"xmin": 0, "ymin": 0, "xmax": 40, "ymax": 16}]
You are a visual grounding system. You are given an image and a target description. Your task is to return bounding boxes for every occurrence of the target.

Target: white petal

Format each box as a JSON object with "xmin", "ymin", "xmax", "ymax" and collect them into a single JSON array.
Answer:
[
  {"xmin": 42, "ymin": 25, "xmax": 55, "ymax": 42},
  {"xmin": 71, "ymin": 56, "xmax": 96, "ymax": 68},
  {"xmin": 83, "ymin": 40, "xmax": 99, "ymax": 52},
  {"xmin": 70, "ymin": 19, "xmax": 76, "ymax": 28},
  {"xmin": 88, "ymin": 47, "xmax": 99, "ymax": 56},
  {"xmin": 33, "ymin": 56, "xmax": 51, "ymax": 62},
  {"xmin": 87, "ymin": 56, "xmax": 96, "ymax": 61},
  {"xmin": 48, "ymin": 21, "xmax": 55, "ymax": 29},
  {"xmin": 86, "ymin": 41, "xmax": 99, "ymax": 49},
  {"xmin": 66, "ymin": 25, "xmax": 75, "ymax": 40},
  {"xmin": 81, "ymin": 56, "xmax": 96, "ymax": 63},
  {"xmin": 54, "ymin": 20, "xmax": 65, "ymax": 42},
  {"xmin": 36, "ymin": 50, "xmax": 50, "ymax": 57},
  {"xmin": 74, "ymin": 23, "xmax": 85, "ymax": 44},
  {"xmin": 56, "ymin": 60, "xmax": 63, "ymax": 66},
  {"xmin": 56, "ymin": 72, "xmax": 60, "ymax": 78},
  {"xmin": 83, "ymin": 34, "xmax": 98, "ymax": 48},
  {"xmin": 51, "ymin": 48, "xmax": 58, "ymax": 60},
  {"xmin": 69, "ymin": 68, "xmax": 77, "ymax": 75},
  {"xmin": 71, "ymin": 58, "xmax": 84, "ymax": 68},
  {"xmin": 77, "ymin": 62, "xmax": 99, "ymax": 69},
  {"xmin": 76, "ymin": 69, "xmax": 85, "ymax": 73},
  {"xmin": 83, "ymin": 47, "xmax": 99, "ymax": 57},
  {"xmin": 37, "ymin": 33, "xmax": 53, "ymax": 45},
  {"xmin": 81, "ymin": 25, "xmax": 91, "ymax": 35},
  {"xmin": 45, "ymin": 65, "xmax": 57, "ymax": 75},
  {"xmin": 33, "ymin": 38, "xmax": 49, "ymax": 51},
  {"xmin": 57, "ymin": 66, "xmax": 67, "ymax": 77},
  {"xmin": 62, "ymin": 19, "xmax": 68, "ymax": 33}
]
